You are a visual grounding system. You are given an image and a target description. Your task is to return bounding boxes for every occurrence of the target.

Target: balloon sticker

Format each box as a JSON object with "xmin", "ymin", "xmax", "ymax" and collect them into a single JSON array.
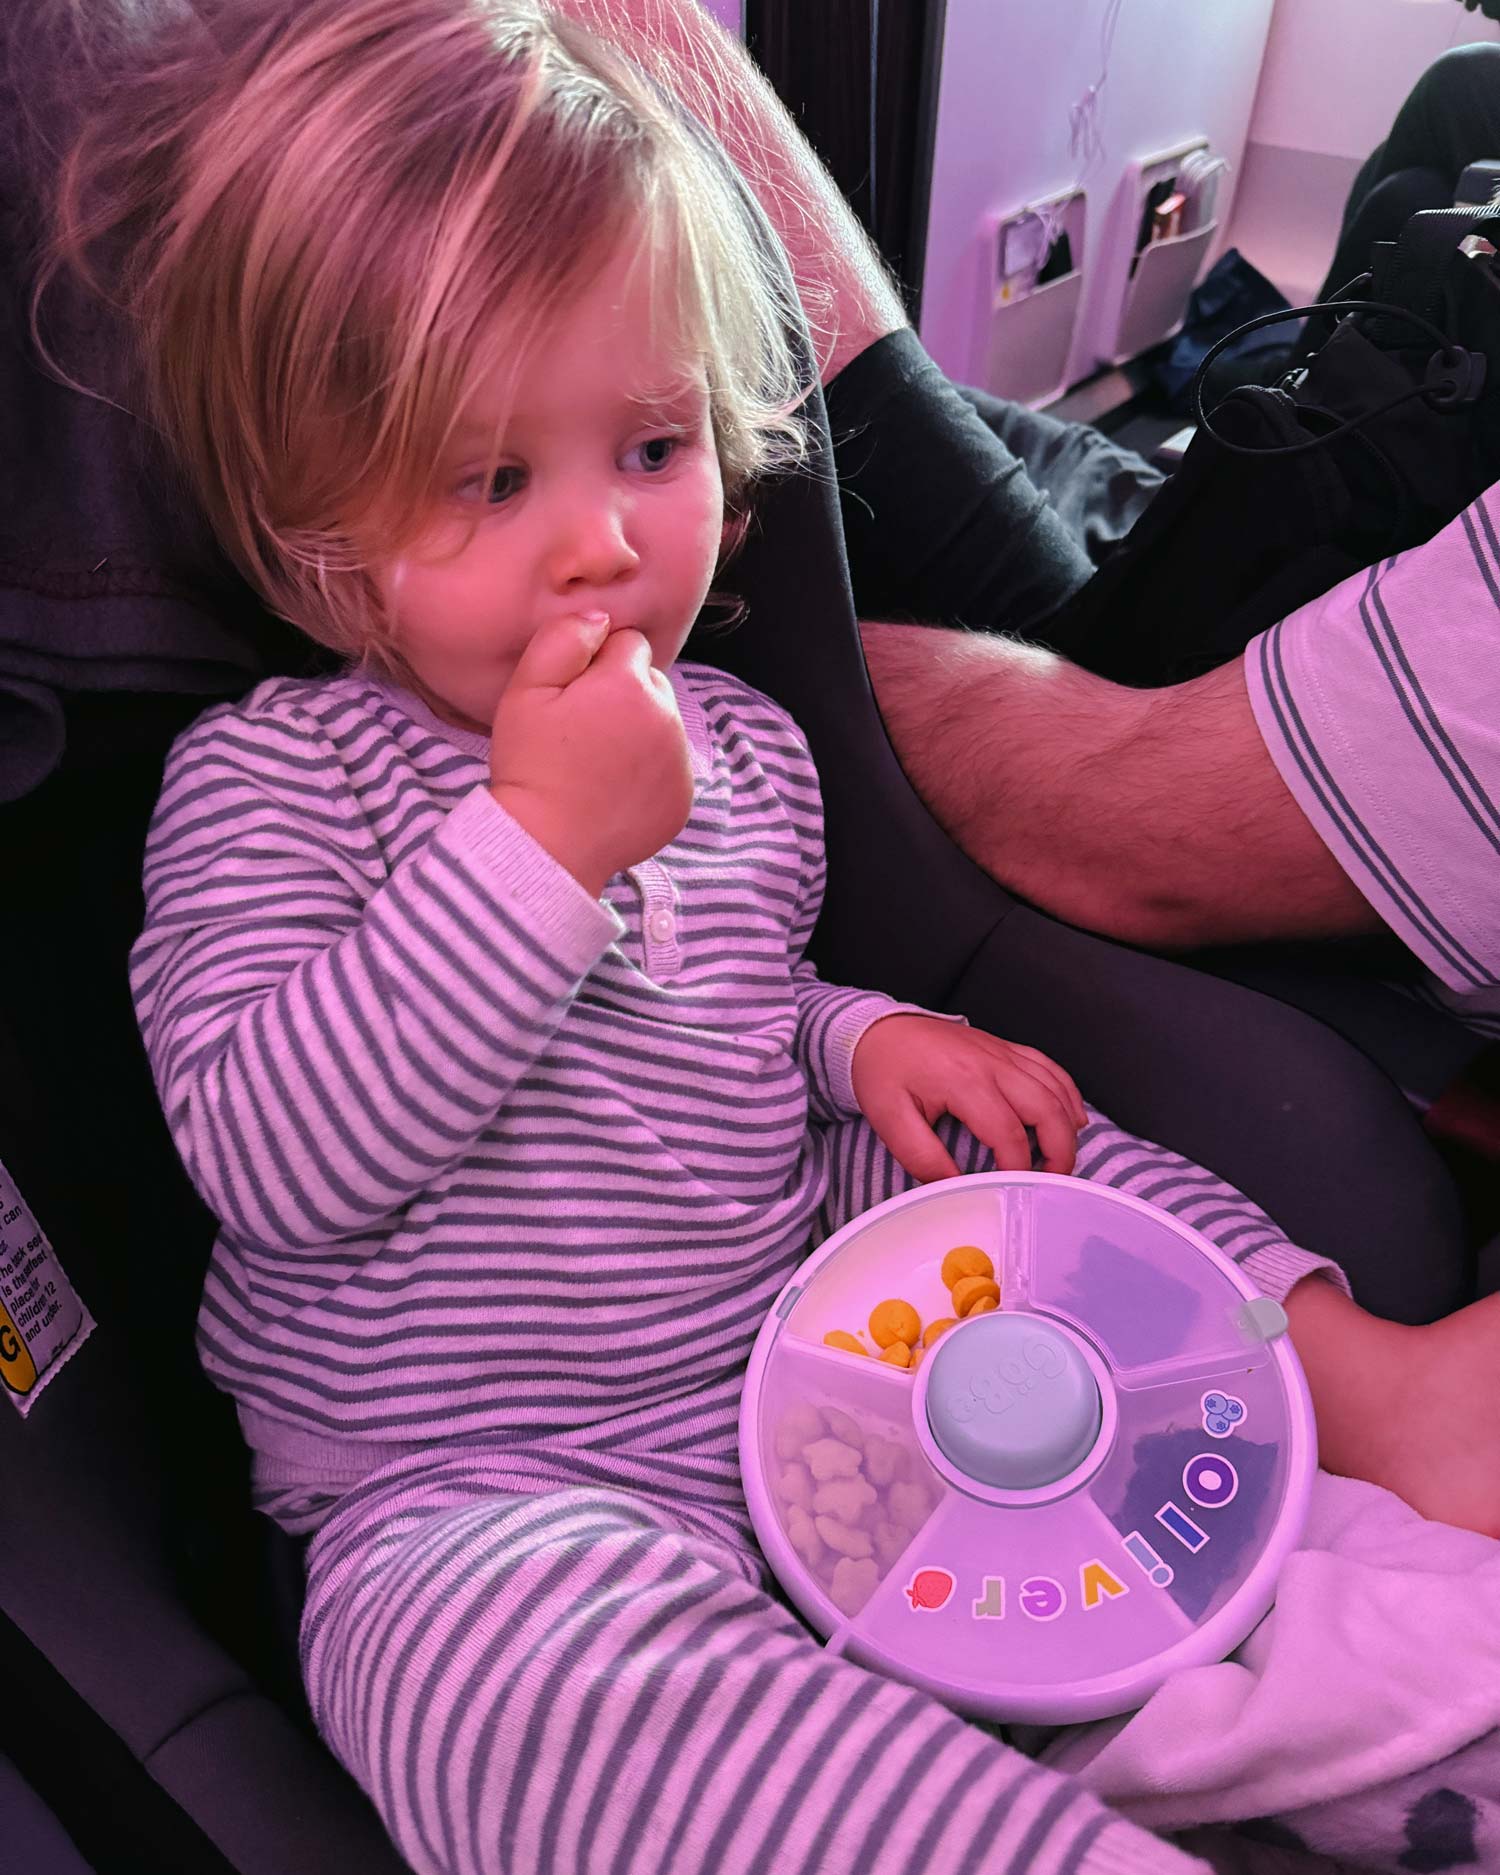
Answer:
[{"xmin": 905, "ymin": 1567, "xmax": 955, "ymax": 1613}]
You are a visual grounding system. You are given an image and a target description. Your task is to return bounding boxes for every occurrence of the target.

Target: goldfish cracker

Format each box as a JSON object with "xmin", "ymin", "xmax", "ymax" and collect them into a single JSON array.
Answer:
[
  {"xmin": 803, "ymin": 1436, "xmax": 863, "ymax": 1482},
  {"xmin": 879, "ymin": 1340, "xmax": 912, "ymax": 1368},
  {"xmin": 951, "ymin": 1275, "xmax": 1001, "ymax": 1317},
  {"xmin": 941, "ymin": 1245, "xmax": 994, "ymax": 1289},
  {"xmin": 823, "ymin": 1330, "xmax": 866, "ymax": 1356},
  {"xmin": 923, "ymin": 1317, "xmax": 957, "ymax": 1349},
  {"xmin": 812, "ymin": 1476, "xmax": 877, "ymax": 1523},
  {"xmin": 815, "ymin": 1515, "xmax": 873, "ymax": 1560},
  {"xmin": 966, "ymin": 1294, "xmax": 998, "ymax": 1317},
  {"xmin": 868, "ymin": 1299, "xmax": 921, "ymax": 1349},
  {"xmin": 829, "ymin": 1556, "xmax": 880, "ymax": 1616},
  {"xmin": 775, "ymin": 1402, "xmax": 826, "ymax": 1462}
]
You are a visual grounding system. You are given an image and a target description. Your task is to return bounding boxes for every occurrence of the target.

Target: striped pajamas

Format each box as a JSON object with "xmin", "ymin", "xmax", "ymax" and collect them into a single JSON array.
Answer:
[{"xmin": 132, "ymin": 662, "xmax": 1340, "ymax": 1875}]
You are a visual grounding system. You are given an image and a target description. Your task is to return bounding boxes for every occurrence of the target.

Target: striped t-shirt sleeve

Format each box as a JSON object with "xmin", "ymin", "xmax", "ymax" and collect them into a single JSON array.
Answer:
[
  {"xmin": 1244, "ymin": 493, "xmax": 1500, "ymax": 998},
  {"xmin": 129, "ymin": 698, "xmax": 623, "ymax": 1255}
]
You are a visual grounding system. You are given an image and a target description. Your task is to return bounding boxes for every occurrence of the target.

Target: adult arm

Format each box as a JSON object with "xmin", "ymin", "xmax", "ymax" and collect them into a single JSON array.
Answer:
[
  {"xmin": 859, "ymin": 620, "xmax": 1383, "ymax": 950},
  {"xmin": 557, "ymin": 0, "xmax": 906, "ymax": 380}
]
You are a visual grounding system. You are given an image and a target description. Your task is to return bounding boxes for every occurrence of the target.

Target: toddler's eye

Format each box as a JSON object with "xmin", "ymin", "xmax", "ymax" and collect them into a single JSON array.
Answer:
[
  {"xmin": 456, "ymin": 465, "xmax": 525, "ymax": 505},
  {"xmin": 627, "ymin": 435, "xmax": 679, "ymax": 473},
  {"xmin": 484, "ymin": 466, "xmax": 526, "ymax": 505}
]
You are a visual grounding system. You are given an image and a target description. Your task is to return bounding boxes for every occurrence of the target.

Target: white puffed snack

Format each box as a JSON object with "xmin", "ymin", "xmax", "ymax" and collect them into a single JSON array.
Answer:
[
  {"xmin": 775, "ymin": 1403, "xmax": 826, "ymax": 1463},
  {"xmin": 814, "ymin": 1515, "xmax": 873, "ymax": 1560},
  {"xmin": 803, "ymin": 1437, "xmax": 863, "ymax": 1482},
  {"xmin": 829, "ymin": 1556, "xmax": 880, "ymax": 1615},
  {"xmin": 811, "ymin": 1476, "xmax": 877, "ymax": 1523}
]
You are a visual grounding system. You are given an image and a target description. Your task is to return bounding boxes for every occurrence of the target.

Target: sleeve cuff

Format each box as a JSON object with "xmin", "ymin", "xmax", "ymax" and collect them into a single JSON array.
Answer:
[
  {"xmin": 438, "ymin": 785, "xmax": 625, "ymax": 968},
  {"xmin": 831, "ymin": 998, "xmax": 968, "ymax": 1118},
  {"xmin": 1238, "ymin": 1240, "xmax": 1351, "ymax": 1306}
]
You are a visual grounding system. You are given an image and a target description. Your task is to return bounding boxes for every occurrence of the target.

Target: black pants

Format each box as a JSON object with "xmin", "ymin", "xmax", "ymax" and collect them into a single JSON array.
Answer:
[
  {"xmin": 1319, "ymin": 39, "xmax": 1500, "ymax": 306},
  {"xmin": 823, "ymin": 327, "xmax": 1162, "ymax": 638}
]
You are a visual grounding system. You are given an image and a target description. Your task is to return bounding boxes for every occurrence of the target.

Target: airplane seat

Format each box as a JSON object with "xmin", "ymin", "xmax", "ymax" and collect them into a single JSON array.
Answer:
[{"xmin": 0, "ymin": 97, "xmax": 1473, "ymax": 1875}]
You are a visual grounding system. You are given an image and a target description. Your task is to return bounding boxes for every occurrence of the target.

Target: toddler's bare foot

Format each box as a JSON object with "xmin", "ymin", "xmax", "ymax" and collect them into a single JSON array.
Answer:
[{"xmin": 1283, "ymin": 1280, "xmax": 1500, "ymax": 1539}]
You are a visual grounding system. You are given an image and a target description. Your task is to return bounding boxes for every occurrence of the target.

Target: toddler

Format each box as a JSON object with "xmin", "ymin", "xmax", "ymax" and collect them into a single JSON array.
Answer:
[{"xmin": 40, "ymin": 3, "xmax": 1470, "ymax": 1872}]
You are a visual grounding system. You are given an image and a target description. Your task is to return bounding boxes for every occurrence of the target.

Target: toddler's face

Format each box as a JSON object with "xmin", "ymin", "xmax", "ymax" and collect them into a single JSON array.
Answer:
[{"xmin": 379, "ymin": 240, "xmax": 725, "ymax": 732}]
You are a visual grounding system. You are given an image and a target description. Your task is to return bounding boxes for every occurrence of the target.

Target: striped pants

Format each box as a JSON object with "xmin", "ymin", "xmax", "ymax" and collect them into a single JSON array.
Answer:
[{"xmin": 299, "ymin": 1110, "xmax": 1333, "ymax": 1875}]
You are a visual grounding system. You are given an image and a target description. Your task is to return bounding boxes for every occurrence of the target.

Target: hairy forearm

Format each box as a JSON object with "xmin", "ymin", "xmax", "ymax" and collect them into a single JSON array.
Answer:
[
  {"xmin": 860, "ymin": 620, "xmax": 1381, "ymax": 948},
  {"xmin": 860, "ymin": 620, "xmax": 1158, "ymax": 937},
  {"xmin": 562, "ymin": 0, "xmax": 906, "ymax": 378}
]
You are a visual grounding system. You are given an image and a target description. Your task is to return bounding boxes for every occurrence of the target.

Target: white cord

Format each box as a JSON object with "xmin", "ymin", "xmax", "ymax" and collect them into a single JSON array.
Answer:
[{"xmin": 1019, "ymin": 0, "xmax": 1125, "ymax": 268}]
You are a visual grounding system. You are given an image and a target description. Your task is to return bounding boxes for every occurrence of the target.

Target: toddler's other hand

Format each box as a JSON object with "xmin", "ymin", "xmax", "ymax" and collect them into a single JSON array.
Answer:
[
  {"xmin": 850, "ymin": 1015, "xmax": 1087, "ymax": 1182},
  {"xmin": 489, "ymin": 611, "xmax": 694, "ymax": 896}
]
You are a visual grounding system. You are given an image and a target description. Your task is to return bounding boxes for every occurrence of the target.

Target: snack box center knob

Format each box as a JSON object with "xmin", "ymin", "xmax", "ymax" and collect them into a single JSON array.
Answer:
[{"xmin": 926, "ymin": 1312, "xmax": 1103, "ymax": 1491}]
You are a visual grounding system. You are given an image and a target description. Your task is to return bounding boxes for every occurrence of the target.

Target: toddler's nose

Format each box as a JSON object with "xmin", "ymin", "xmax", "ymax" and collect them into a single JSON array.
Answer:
[{"xmin": 549, "ymin": 497, "xmax": 639, "ymax": 592}]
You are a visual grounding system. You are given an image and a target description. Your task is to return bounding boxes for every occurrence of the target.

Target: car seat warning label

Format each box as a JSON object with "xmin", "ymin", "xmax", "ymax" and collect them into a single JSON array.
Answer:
[{"xmin": 0, "ymin": 1155, "xmax": 93, "ymax": 1416}]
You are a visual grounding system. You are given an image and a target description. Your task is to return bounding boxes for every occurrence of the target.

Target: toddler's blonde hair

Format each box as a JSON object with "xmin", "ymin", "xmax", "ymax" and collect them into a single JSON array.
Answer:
[{"xmin": 33, "ymin": 0, "xmax": 808, "ymax": 664}]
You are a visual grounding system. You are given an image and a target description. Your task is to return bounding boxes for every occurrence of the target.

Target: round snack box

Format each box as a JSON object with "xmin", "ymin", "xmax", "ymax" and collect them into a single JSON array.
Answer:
[{"xmin": 738, "ymin": 1173, "xmax": 1316, "ymax": 1726}]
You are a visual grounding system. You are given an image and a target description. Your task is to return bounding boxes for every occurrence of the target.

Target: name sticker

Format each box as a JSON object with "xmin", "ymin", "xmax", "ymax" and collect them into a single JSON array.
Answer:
[{"xmin": 0, "ymin": 1155, "xmax": 94, "ymax": 1415}]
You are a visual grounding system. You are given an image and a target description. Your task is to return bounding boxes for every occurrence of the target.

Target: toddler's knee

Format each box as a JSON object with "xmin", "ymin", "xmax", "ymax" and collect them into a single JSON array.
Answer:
[{"xmin": 304, "ymin": 1491, "xmax": 783, "ymax": 1875}]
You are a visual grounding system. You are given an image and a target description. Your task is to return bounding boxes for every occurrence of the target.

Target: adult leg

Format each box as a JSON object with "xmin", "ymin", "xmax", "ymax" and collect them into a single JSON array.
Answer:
[
  {"xmin": 300, "ymin": 1455, "xmax": 1204, "ymax": 1875},
  {"xmin": 821, "ymin": 332, "xmax": 1108, "ymax": 633},
  {"xmin": 560, "ymin": 0, "xmax": 907, "ymax": 381},
  {"xmin": 574, "ymin": 0, "xmax": 1120, "ymax": 635},
  {"xmin": 953, "ymin": 387, "xmax": 1163, "ymax": 580},
  {"xmin": 1348, "ymin": 42, "xmax": 1500, "ymax": 214},
  {"xmin": 1316, "ymin": 167, "xmax": 1454, "ymax": 306},
  {"xmin": 1315, "ymin": 41, "xmax": 1500, "ymax": 304}
]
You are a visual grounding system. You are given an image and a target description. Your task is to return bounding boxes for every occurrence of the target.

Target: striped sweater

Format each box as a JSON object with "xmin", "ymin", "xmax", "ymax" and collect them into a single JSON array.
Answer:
[{"xmin": 131, "ymin": 662, "xmax": 944, "ymax": 1529}]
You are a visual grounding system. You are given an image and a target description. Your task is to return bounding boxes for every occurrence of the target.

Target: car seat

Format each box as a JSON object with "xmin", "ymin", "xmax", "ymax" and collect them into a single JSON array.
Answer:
[{"xmin": 0, "ymin": 68, "xmax": 1474, "ymax": 1875}]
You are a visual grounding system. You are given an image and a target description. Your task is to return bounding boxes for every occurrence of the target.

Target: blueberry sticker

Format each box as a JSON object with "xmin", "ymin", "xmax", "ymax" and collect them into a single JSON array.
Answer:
[{"xmin": 1201, "ymin": 1390, "xmax": 1246, "ymax": 1438}]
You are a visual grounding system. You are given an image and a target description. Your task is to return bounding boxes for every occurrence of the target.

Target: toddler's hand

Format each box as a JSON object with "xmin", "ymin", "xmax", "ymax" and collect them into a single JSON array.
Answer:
[
  {"xmin": 489, "ymin": 612, "xmax": 695, "ymax": 897},
  {"xmin": 850, "ymin": 1015, "xmax": 1087, "ymax": 1182}
]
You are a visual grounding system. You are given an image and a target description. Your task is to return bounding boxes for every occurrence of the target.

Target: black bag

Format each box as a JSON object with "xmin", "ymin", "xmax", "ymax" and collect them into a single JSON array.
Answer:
[{"xmin": 1040, "ymin": 204, "xmax": 1500, "ymax": 687}]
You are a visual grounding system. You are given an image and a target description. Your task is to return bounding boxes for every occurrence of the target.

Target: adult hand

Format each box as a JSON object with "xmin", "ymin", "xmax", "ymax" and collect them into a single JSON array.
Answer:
[{"xmin": 850, "ymin": 1014, "xmax": 1087, "ymax": 1183}]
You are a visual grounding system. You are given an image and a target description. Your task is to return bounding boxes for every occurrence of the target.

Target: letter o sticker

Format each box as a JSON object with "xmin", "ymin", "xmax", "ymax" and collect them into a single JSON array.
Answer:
[{"xmin": 1183, "ymin": 1453, "xmax": 1239, "ymax": 1509}]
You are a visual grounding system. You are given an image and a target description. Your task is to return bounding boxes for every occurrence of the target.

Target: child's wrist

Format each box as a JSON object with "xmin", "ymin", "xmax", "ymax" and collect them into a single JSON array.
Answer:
[{"xmin": 489, "ymin": 783, "xmax": 609, "ymax": 899}]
